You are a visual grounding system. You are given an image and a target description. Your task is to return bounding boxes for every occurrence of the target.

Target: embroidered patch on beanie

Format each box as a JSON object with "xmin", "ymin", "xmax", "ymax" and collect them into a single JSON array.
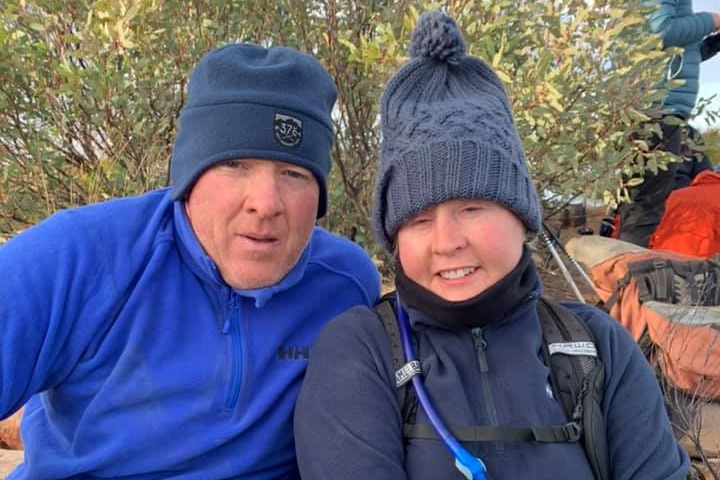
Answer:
[{"xmin": 273, "ymin": 114, "xmax": 303, "ymax": 148}]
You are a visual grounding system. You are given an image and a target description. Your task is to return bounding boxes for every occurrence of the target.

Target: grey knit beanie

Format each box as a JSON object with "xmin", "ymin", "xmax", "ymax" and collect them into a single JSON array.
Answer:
[
  {"xmin": 170, "ymin": 43, "xmax": 337, "ymax": 218},
  {"xmin": 373, "ymin": 10, "xmax": 542, "ymax": 251}
]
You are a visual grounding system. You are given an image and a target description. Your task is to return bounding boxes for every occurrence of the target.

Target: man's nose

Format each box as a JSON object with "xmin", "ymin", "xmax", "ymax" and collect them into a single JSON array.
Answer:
[{"xmin": 245, "ymin": 171, "xmax": 283, "ymax": 218}]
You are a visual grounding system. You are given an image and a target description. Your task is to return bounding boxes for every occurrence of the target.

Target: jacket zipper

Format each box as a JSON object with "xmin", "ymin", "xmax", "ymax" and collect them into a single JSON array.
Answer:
[
  {"xmin": 471, "ymin": 327, "xmax": 502, "ymax": 451},
  {"xmin": 223, "ymin": 293, "xmax": 243, "ymax": 409}
]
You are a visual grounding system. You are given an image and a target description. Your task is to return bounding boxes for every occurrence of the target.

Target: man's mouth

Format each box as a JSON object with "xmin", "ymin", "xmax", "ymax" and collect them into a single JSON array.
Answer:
[{"xmin": 240, "ymin": 233, "xmax": 280, "ymax": 244}]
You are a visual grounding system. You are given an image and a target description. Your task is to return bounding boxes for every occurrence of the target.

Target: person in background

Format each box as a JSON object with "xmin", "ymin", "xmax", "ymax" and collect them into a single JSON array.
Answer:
[
  {"xmin": 675, "ymin": 124, "xmax": 713, "ymax": 188},
  {"xmin": 0, "ymin": 42, "xmax": 380, "ymax": 479},
  {"xmin": 294, "ymin": 10, "xmax": 688, "ymax": 480},
  {"xmin": 617, "ymin": 0, "xmax": 720, "ymax": 247},
  {"xmin": 601, "ymin": 124, "xmax": 713, "ymax": 238},
  {"xmin": 650, "ymin": 124, "xmax": 719, "ymax": 257}
]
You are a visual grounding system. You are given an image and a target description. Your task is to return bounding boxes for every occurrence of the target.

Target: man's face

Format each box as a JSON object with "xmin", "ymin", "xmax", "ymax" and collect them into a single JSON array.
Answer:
[{"xmin": 185, "ymin": 158, "xmax": 319, "ymax": 289}]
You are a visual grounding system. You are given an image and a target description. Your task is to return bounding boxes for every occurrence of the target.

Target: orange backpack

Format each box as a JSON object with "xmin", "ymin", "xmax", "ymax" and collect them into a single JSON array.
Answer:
[
  {"xmin": 650, "ymin": 171, "xmax": 720, "ymax": 259},
  {"xmin": 591, "ymin": 249, "xmax": 720, "ymax": 398}
]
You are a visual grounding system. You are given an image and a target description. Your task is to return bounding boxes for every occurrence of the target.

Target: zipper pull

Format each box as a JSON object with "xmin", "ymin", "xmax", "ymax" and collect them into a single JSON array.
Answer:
[
  {"xmin": 223, "ymin": 294, "xmax": 240, "ymax": 334},
  {"xmin": 471, "ymin": 328, "xmax": 489, "ymax": 372}
]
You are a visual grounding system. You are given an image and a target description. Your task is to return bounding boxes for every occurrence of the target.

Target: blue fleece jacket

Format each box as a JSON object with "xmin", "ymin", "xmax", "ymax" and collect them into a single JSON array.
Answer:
[
  {"xmin": 0, "ymin": 188, "xmax": 380, "ymax": 479},
  {"xmin": 294, "ymin": 284, "xmax": 689, "ymax": 480},
  {"xmin": 643, "ymin": 0, "xmax": 718, "ymax": 119}
]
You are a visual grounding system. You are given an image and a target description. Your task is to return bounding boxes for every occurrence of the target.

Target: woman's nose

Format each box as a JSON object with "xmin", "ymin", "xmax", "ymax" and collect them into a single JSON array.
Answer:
[{"xmin": 431, "ymin": 212, "xmax": 467, "ymax": 254}]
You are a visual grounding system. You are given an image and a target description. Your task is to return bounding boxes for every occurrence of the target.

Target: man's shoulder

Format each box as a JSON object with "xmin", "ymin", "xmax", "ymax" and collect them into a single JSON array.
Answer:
[
  {"xmin": 4, "ymin": 189, "xmax": 172, "ymax": 251},
  {"xmin": 4, "ymin": 190, "xmax": 172, "ymax": 272},
  {"xmin": 67, "ymin": 188, "xmax": 170, "ymax": 219},
  {"xmin": 309, "ymin": 227, "xmax": 377, "ymax": 267},
  {"xmin": 307, "ymin": 227, "xmax": 381, "ymax": 298}
]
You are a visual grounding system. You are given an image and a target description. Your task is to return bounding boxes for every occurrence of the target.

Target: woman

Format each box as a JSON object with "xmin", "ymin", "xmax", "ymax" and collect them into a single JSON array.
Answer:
[{"xmin": 294, "ymin": 10, "xmax": 689, "ymax": 480}]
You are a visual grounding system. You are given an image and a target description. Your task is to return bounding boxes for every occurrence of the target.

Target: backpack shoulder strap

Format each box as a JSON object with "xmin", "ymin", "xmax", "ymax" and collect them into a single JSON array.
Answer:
[
  {"xmin": 374, "ymin": 292, "xmax": 420, "ymax": 424},
  {"xmin": 538, "ymin": 298, "xmax": 609, "ymax": 480}
]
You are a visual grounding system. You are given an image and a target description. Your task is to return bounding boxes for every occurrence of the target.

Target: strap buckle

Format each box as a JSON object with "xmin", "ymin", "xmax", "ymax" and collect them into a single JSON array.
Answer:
[{"xmin": 561, "ymin": 422, "xmax": 582, "ymax": 442}]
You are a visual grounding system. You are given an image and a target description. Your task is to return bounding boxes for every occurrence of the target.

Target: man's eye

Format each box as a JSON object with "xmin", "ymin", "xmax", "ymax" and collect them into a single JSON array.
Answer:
[
  {"xmin": 222, "ymin": 160, "xmax": 245, "ymax": 169},
  {"xmin": 284, "ymin": 169, "xmax": 310, "ymax": 180}
]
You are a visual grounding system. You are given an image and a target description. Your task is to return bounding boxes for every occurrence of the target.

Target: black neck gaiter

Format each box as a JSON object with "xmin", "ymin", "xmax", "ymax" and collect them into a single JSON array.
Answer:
[{"xmin": 395, "ymin": 246, "xmax": 537, "ymax": 329}]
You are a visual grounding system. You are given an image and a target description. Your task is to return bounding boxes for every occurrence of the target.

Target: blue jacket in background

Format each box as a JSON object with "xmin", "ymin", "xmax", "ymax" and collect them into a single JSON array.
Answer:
[
  {"xmin": 643, "ymin": 0, "xmax": 718, "ymax": 119},
  {"xmin": 294, "ymin": 281, "xmax": 689, "ymax": 480},
  {"xmin": 0, "ymin": 188, "xmax": 380, "ymax": 479}
]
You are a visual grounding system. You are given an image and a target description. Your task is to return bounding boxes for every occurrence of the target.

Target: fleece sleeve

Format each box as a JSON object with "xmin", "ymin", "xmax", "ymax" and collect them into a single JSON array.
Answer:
[
  {"xmin": 0, "ymin": 211, "xmax": 113, "ymax": 419},
  {"xmin": 642, "ymin": 0, "xmax": 716, "ymax": 48},
  {"xmin": 294, "ymin": 306, "xmax": 407, "ymax": 480},
  {"xmin": 572, "ymin": 304, "xmax": 690, "ymax": 480}
]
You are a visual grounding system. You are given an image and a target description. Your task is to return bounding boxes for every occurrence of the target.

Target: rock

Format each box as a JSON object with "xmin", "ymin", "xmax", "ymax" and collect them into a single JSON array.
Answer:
[
  {"xmin": 0, "ymin": 408, "xmax": 23, "ymax": 450},
  {"xmin": 0, "ymin": 449, "xmax": 23, "ymax": 478},
  {"xmin": 682, "ymin": 402, "xmax": 720, "ymax": 459}
]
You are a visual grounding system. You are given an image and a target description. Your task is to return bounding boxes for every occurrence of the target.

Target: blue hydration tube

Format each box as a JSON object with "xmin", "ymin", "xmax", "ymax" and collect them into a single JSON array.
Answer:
[{"xmin": 395, "ymin": 293, "xmax": 488, "ymax": 480}]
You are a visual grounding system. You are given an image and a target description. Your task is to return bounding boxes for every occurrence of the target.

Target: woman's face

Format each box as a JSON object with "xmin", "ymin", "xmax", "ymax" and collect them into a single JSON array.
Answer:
[{"xmin": 396, "ymin": 199, "xmax": 526, "ymax": 302}]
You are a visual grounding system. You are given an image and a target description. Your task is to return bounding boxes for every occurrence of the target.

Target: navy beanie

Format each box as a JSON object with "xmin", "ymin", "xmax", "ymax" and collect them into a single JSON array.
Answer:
[
  {"xmin": 373, "ymin": 11, "xmax": 542, "ymax": 251},
  {"xmin": 170, "ymin": 43, "xmax": 337, "ymax": 218}
]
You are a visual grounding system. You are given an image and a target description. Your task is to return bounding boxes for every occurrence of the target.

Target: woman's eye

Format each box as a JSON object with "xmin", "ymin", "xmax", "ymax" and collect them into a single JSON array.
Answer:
[
  {"xmin": 409, "ymin": 216, "xmax": 431, "ymax": 226},
  {"xmin": 461, "ymin": 201, "xmax": 488, "ymax": 213}
]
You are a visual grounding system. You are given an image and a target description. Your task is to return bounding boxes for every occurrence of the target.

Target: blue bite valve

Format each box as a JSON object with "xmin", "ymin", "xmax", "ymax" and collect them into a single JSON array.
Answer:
[{"xmin": 454, "ymin": 451, "xmax": 487, "ymax": 480}]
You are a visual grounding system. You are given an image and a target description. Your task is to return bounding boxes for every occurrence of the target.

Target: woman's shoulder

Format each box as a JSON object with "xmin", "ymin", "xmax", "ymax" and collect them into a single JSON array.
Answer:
[
  {"xmin": 309, "ymin": 303, "xmax": 398, "ymax": 387},
  {"xmin": 554, "ymin": 301, "xmax": 628, "ymax": 336},
  {"xmin": 552, "ymin": 300, "xmax": 644, "ymax": 370},
  {"xmin": 314, "ymin": 303, "xmax": 392, "ymax": 354}
]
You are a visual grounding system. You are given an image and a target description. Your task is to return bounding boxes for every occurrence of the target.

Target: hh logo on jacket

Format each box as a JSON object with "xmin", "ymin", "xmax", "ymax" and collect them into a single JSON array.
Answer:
[{"xmin": 277, "ymin": 345, "xmax": 310, "ymax": 360}]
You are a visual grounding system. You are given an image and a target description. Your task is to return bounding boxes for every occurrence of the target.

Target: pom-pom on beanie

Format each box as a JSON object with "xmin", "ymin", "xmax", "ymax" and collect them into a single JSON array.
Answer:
[
  {"xmin": 373, "ymin": 10, "xmax": 542, "ymax": 251},
  {"xmin": 170, "ymin": 43, "xmax": 337, "ymax": 218}
]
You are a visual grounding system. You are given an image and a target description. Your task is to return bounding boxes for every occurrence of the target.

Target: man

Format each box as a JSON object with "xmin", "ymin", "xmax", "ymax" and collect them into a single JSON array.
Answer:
[
  {"xmin": 0, "ymin": 42, "xmax": 380, "ymax": 479},
  {"xmin": 618, "ymin": 0, "xmax": 720, "ymax": 247}
]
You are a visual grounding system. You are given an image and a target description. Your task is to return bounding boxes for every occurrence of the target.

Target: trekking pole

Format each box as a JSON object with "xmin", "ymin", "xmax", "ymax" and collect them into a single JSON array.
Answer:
[
  {"xmin": 539, "ymin": 230, "xmax": 586, "ymax": 303},
  {"xmin": 542, "ymin": 222, "xmax": 596, "ymax": 292}
]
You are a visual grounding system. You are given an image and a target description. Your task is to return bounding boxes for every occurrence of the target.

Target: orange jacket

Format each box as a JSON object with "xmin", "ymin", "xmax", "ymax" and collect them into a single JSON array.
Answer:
[{"xmin": 650, "ymin": 170, "xmax": 720, "ymax": 258}]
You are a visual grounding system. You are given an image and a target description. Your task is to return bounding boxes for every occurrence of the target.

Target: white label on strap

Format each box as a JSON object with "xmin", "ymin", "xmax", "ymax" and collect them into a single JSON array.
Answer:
[
  {"xmin": 395, "ymin": 360, "xmax": 422, "ymax": 387},
  {"xmin": 548, "ymin": 341, "xmax": 597, "ymax": 357}
]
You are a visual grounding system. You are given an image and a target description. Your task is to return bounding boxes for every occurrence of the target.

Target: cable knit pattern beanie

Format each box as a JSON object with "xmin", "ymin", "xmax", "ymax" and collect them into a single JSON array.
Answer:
[
  {"xmin": 170, "ymin": 43, "xmax": 337, "ymax": 218},
  {"xmin": 373, "ymin": 10, "xmax": 542, "ymax": 251}
]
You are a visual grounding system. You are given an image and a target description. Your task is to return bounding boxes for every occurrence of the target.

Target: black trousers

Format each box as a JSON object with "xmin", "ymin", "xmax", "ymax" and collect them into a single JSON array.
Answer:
[{"xmin": 617, "ymin": 118, "xmax": 683, "ymax": 247}]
